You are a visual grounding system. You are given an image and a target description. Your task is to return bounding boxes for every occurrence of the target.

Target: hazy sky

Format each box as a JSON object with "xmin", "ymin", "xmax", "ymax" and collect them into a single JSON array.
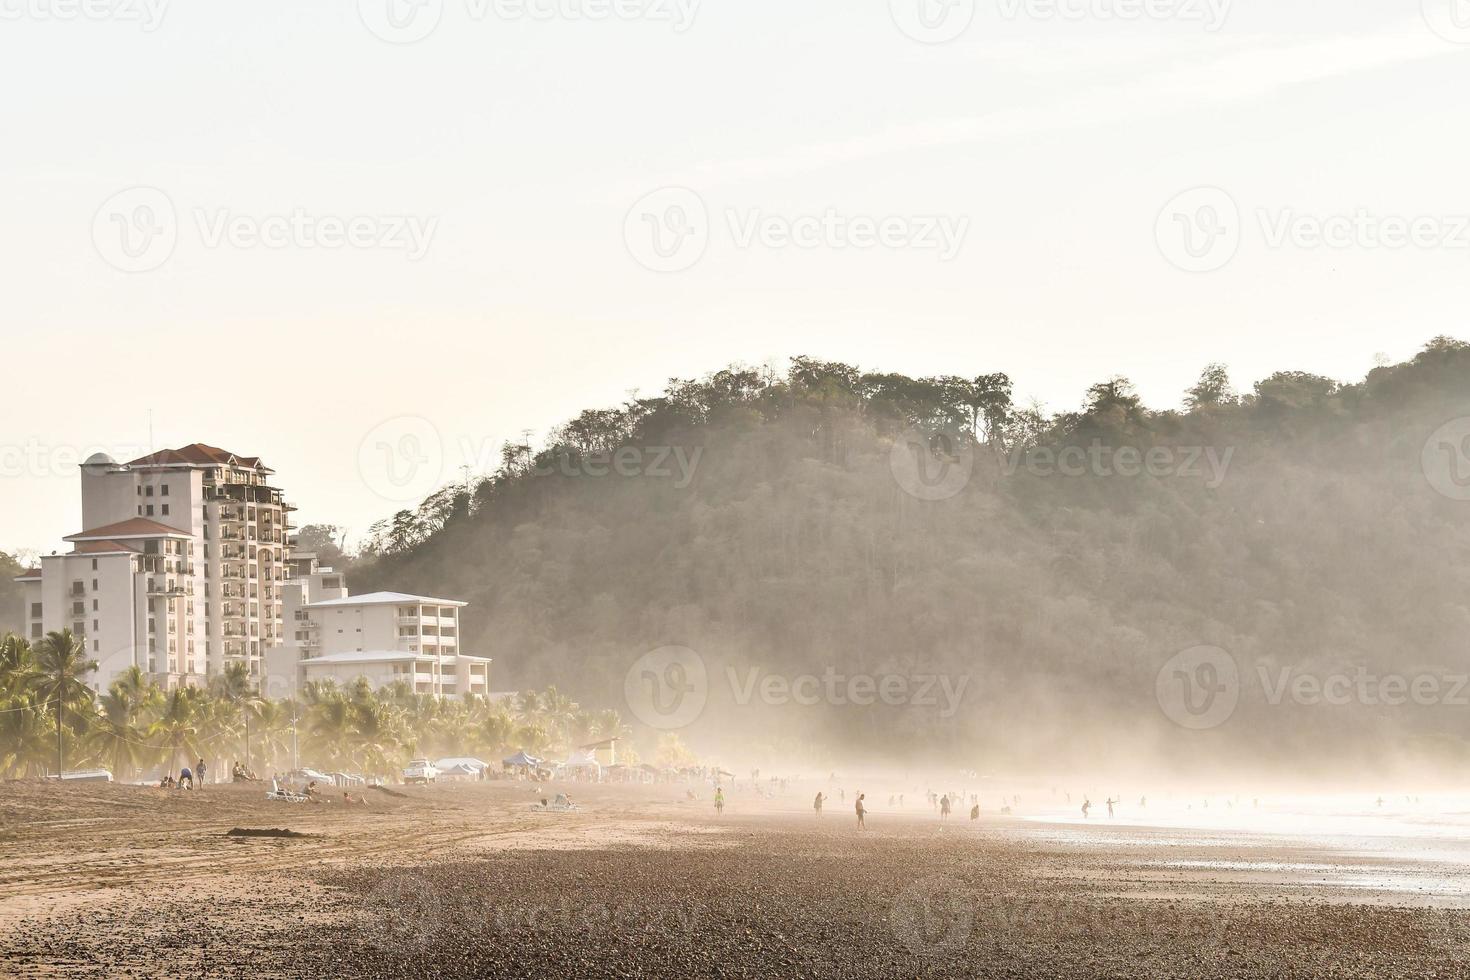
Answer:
[{"xmin": 2, "ymin": 1, "xmax": 1468, "ymax": 553}]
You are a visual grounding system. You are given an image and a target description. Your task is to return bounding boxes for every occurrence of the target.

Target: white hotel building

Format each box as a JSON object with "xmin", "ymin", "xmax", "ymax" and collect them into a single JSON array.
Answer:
[
  {"xmin": 14, "ymin": 443, "xmax": 490, "ymax": 699},
  {"xmin": 264, "ymin": 552, "xmax": 491, "ymax": 699}
]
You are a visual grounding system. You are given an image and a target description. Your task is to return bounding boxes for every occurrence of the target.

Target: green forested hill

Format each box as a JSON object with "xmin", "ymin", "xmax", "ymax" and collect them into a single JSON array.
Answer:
[{"xmin": 346, "ymin": 339, "xmax": 1470, "ymax": 778}]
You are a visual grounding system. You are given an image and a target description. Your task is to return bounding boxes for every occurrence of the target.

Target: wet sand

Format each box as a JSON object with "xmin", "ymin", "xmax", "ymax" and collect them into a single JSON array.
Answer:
[{"xmin": 2, "ymin": 780, "xmax": 1468, "ymax": 978}]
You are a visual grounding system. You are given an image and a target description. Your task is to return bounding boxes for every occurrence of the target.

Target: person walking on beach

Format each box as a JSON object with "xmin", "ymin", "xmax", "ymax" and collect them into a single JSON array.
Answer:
[
  {"xmin": 714, "ymin": 787, "xmax": 725, "ymax": 815},
  {"xmin": 813, "ymin": 792, "xmax": 825, "ymax": 818},
  {"xmin": 1106, "ymin": 797, "xmax": 1117, "ymax": 818},
  {"xmin": 855, "ymin": 793, "xmax": 866, "ymax": 830},
  {"xmin": 1081, "ymin": 798, "xmax": 1091, "ymax": 819},
  {"xmin": 939, "ymin": 794, "xmax": 952, "ymax": 821},
  {"xmin": 970, "ymin": 803, "xmax": 979, "ymax": 821},
  {"xmin": 197, "ymin": 759, "xmax": 207, "ymax": 787}
]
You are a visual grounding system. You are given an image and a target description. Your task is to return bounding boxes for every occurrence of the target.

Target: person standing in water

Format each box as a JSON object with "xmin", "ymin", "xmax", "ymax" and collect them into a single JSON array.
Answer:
[
  {"xmin": 855, "ymin": 792, "xmax": 866, "ymax": 830},
  {"xmin": 1105, "ymin": 797, "xmax": 1117, "ymax": 818}
]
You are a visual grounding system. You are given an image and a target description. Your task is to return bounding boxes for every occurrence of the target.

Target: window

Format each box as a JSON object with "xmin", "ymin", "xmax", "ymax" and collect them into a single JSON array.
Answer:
[
  {"xmin": 161, "ymin": 484, "xmax": 169, "ymax": 496},
  {"xmin": 92, "ymin": 600, "xmax": 98, "ymax": 611},
  {"xmin": 92, "ymin": 579, "xmax": 98, "ymax": 590},
  {"xmin": 146, "ymin": 505, "xmax": 154, "ymax": 516},
  {"xmin": 161, "ymin": 504, "xmax": 170, "ymax": 516},
  {"xmin": 145, "ymin": 486, "xmax": 153, "ymax": 497},
  {"xmin": 29, "ymin": 602, "xmax": 41, "ymax": 618},
  {"xmin": 30, "ymin": 624, "xmax": 41, "ymax": 639},
  {"xmin": 91, "ymin": 559, "xmax": 98, "ymax": 571}
]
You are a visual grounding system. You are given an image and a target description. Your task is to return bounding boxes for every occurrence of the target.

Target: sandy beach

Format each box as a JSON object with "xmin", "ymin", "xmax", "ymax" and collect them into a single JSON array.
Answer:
[{"xmin": 2, "ymin": 779, "xmax": 1468, "ymax": 978}]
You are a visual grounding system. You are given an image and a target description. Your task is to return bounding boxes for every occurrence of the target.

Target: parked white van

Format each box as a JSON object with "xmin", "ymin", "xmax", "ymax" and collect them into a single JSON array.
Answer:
[{"xmin": 402, "ymin": 759, "xmax": 439, "ymax": 785}]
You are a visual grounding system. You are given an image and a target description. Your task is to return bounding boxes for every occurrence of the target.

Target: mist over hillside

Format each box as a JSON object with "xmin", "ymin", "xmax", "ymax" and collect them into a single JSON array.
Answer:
[{"xmin": 343, "ymin": 339, "xmax": 1470, "ymax": 781}]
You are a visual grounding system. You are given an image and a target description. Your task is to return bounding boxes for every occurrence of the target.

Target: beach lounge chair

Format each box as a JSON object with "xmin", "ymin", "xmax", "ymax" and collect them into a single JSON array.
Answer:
[{"xmin": 266, "ymin": 779, "xmax": 308, "ymax": 803}]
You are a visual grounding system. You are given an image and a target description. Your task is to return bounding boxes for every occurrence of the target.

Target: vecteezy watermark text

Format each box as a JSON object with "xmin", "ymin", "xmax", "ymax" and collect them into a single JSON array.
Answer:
[
  {"xmin": 92, "ymin": 186, "xmax": 437, "ymax": 273},
  {"xmin": 0, "ymin": 0, "xmax": 169, "ymax": 29},
  {"xmin": 995, "ymin": 0, "xmax": 1230, "ymax": 30},
  {"xmin": 624, "ymin": 646, "xmax": 969, "ymax": 729},
  {"xmin": 1000, "ymin": 442, "xmax": 1234, "ymax": 488},
  {"xmin": 625, "ymin": 188, "xmax": 969, "ymax": 273},
  {"xmin": 531, "ymin": 446, "xmax": 702, "ymax": 488},
  {"xmin": 357, "ymin": 0, "xmax": 700, "ymax": 44},
  {"xmin": 726, "ymin": 666, "xmax": 969, "ymax": 719},
  {"xmin": 1157, "ymin": 186, "xmax": 1470, "ymax": 273},
  {"xmin": 1156, "ymin": 644, "xmax": 1470, "ymax": 730}
]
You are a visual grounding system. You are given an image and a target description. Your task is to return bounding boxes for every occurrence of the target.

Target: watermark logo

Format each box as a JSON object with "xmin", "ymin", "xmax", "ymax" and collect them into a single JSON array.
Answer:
[
  {"xmin": 889, "ymin": 426, "xmax": 974, "ymax": 501},
  {"xmin": 626, "ymin": 189, "xmax": 970, "ymax": 272},
  {"xmin": 1156, "ymin": 187, "xmax": 1240, "ymax": 273},
  {"xmin": 891, "ymin": 879, "xmax": 974, "ymax": 956},
  {"xmin": 0, "ymin": 0, "xmax": 170, "ymax": 30},
  {"xmin": 890, "ymin": 0, "xmax": 976, "ymax": 43},
  {"xmin": 193, "ymin": 209, "xmax": 437, "ymax": 260},
  {"xmin": 995, "ymin": 0, "xmax": 1231, "ymax": 31},
  {"xmin": 533, "ymin": 445, "xmax": 703, "ymax": 488},
  {"xmin": 1423, "ymin": 418, "xmax": 1470, "ymax": 501},
  {"xmin": 1155, "ymin": 645, "xmax": 1239, "ymax": 730},
  {"xmin": 358, "ymin": 0, "xmax": 444, "ymax": 44},
  {"xmin": 624, "ymin": 645, "xmax": 708, "ymax": 729},
  {"xmin": 0, "ymin": 441, "xmax": 150, "ymax": 479},
  {"xmin": 357, "ymin": 416, "xmax": 445, "ymax": 504},
  {"xmin": 1423, "ymin": 0, "xmax": 1470, "ymax": 43},
  {"xmin": 92, "ymin": 186, "xmax": 177, "ymax": 274},
  {"xmin": 91, "ymin": 187, "xmax": 437, "ymax": 271},
  {"xmin": 1258, "ymin": 665, "xmax": 1470, "ymax": 708},
  {"xmin": 625, "ymin": 187, "xmax": 709, "ymax": 273},
  {"xmin": 727, "ymin": 667, "xmax": 969, "ymax": 718},
  {"xmin": 999, "ymin": 441, "xmax": 1233, "ymax": 488},
  {"xmin": 727, "ymin": 209, "xmax": 969, "ymax": 260},
  {"xmin": 1258, "ymin": 209, "xmax": 1470, "ymax": 252}
]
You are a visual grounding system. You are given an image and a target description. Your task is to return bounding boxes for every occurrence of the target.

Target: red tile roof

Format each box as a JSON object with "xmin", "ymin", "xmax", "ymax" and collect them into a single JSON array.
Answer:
[
  {"xmin": 127, "ymin": 443, "xmax": 266, "ymax": 469},
  {"xmin": 68, "ymin": 539, "xmax": 141, "ymax": 555},
  {"xmin": 14, "ymin": 568, "xmax": 41, "ymax": 581},
  {"xmin": 64, "ymin": 518, "xmax": 191, "ymax": 541}
]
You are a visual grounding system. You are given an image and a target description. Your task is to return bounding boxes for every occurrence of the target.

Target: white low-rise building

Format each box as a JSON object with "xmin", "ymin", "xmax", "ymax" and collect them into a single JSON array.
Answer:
[{"xmin": 263, "ymin": 556, "xmax": 490, "ymax": 700}]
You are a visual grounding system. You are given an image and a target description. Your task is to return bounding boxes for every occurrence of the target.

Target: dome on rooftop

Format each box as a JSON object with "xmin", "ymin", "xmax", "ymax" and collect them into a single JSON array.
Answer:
[{"xmin": 83, "ymin": 452, "xmax": 116, "ymax": 467}]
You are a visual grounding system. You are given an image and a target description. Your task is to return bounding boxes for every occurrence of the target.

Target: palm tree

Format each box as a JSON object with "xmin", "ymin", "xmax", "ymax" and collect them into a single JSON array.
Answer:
[
  {"xmin": 148, "ymin": 688, "xmax": 203, "ymax": 777},
  {"xmin": 0, "ymin": 693, "xmax": 53, "ymax": 777},
  {"xmin": 211, "ymin": 662, "xmax": 262, "ymax": 771},
  {"xmin": 33, "ymin": 630, "xmax": 98, "ymax": 777},
  {"xmin": 474, "ymin": 705, "xmax": 517, "ymax": 760},
  {"xmin": 0, "ymin": 634, "xmax": 40, "ymax": 697},
  {"xmin": 252, "ymin": 700, "xmax": 295, "ymax": 773},
  {"xmin": 88, "ymin": 675, "xmax": 155, "ymax": 780},
  {"xmin": 306, "ymin": 693, "xmax": 353, "ymax": 770}
]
